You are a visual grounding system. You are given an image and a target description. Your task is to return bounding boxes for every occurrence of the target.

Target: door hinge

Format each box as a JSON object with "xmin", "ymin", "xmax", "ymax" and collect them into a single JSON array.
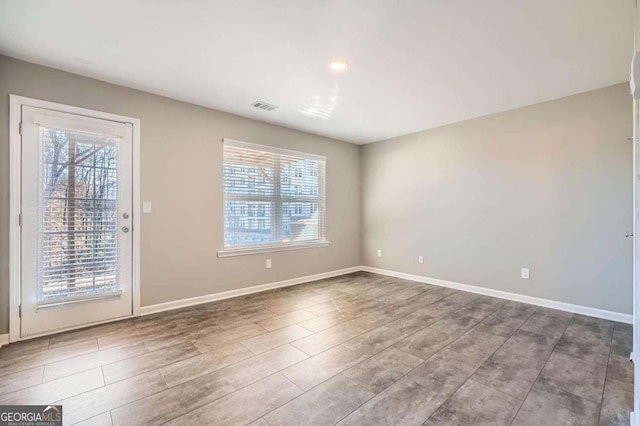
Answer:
[
  {"xmin": 18, "ymin": 305, "xmax": 22, "ymax": 318},
  {"xmin": 18, "ymin": 121, "xmax": 22, "ymax": 136},
  {"xmin": 18, "ymin": 213, "xmax": 22, "ymax": 227}
]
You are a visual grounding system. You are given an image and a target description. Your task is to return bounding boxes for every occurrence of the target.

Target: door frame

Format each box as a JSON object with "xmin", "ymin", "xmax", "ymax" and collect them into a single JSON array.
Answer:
[
  {"xmin": 633, "ymin": 93, "xmax": 639, "ymax": 426},
  {"xmin": 8, "ymin": 95, "xmax": 141, "ymax": 342},
  {"xmin": 633, "ymin": 4, "xmax": 640, "ymax": 425}
]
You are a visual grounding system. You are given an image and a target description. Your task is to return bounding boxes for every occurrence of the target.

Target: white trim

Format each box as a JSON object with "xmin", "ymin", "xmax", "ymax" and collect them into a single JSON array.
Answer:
[
  {"xmin": 4, "ymin": 315, "xmax": 135, "ymax": 344},
  {"xmin": 33, "ymin": 113, "xmax": 131, "ymax": 137},
  {"xmin": 140, "ymin": 266, "xmax": 360, "ymax": 316},
  {"xmin": 4, "ymin": 263, "xmax": 632, "ymax": 345},
  {"xmin": 9, "ymin": 95, "xmax": 22, "ymax": 343},
  {"xmin": 221, "ymin": 137, "xmax": 327, "ymax": 254},
  {"xmin": 361, "ymin": 266, "xmax": 633, "ymax": 324},
  {"xmin": 223, "ymin": 138, "xmax": 327, "ymax": 162},
  {"xmin": 8, "ymin": 95, "xmax": 142, "ymax": 342},
  {"xmin": 140, "ymin": 264, "xmax": 632, "ymax": 322},
  {"xmin": 132, "ymin": 116, "xmax": 142, "ymax": 317},
  {"xmin": 218, "ymin": 241, "xmax": 330, "ymax": 257},
  {"xmin": 632, "ymin": 7, "xmax": 639, "ymax": 422}
]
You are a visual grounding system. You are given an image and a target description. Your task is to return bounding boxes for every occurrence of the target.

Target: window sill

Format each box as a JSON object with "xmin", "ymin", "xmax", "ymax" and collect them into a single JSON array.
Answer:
[{"xmin": 217, "ymin": 241, "xmax": 330, "ymax": 258}]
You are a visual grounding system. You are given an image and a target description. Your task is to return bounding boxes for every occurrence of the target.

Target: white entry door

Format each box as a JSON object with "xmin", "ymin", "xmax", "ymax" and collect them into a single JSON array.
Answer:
[{"xmin": 19, "ymin": 105, "xmax": 134, "ymax": 337}]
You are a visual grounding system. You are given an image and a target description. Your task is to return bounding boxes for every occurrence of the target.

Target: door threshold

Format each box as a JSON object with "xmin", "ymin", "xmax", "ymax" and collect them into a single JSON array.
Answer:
[{"xmin": 10, "ymin": 313, "xmax": 136, "ymax": 344}]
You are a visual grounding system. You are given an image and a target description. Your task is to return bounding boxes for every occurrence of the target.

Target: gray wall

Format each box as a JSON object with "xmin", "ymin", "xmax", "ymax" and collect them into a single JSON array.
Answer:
[
  {"xmin": 0, "ymin": 55, "xmax": 362, "ymax": 334},
  {"xmin": 0, "ymin": 55, "xmax": 632, "ymax": 337},
  {"xmin": 362, "ymin": 83, "xmax": 633, "ymax": 314}
]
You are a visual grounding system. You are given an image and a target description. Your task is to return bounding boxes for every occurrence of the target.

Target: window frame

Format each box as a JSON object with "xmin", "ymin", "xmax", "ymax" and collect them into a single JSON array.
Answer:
[{"xmin": 218, "ymin": 138, "xmax": 329, "ymax": 257}]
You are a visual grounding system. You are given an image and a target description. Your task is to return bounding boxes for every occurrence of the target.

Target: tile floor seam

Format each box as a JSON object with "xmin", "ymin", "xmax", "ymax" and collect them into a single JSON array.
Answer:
[
  {"xmin": 51, "ymin": 376, "xmax": 168, "ymax": 424},
  {"xmin": 101, "ymin": 342, "xmax": 200, "ymax": 371},
  {"xmin": 421, "ymin": 305, "xmax": 540, "ymax": 425},
  {"xmin": 189, "ymin": 324, "xmax": 270, "ymax": 349},
  {"xmin": 135, "ymin": 349, "xmax": 311, "ymax": 425},
  {"xmin": 276, "ymin": 346, "xmax": 360, "ymax": 391},
  {"xmin": 240, "ymin": 372, "xmax": 307, "ymax": 424},
  {"xmin": 50, "ymin": 330, "xmax": 132, "ymax": 351},
  {"xmin": 258, "ymin": 303, "xmax": 449, "ymax": 422},
  {"xmin": 2, "ymin": 274, "xmax": 631, "ymax": 426},
  {"xmin": 402, "ymin": 287, "xmax": 442, "ymax": 303},
  {"xmin": 257, "ymin": 309, "xmax": 319, "ymax": 331},
  {"xmin": 0, "ymin": 341, "xmax": 101, "ymax": 377},
  {"xmin": 328, "ymin": 295, "xmax": 511, "ymax": 425},
  {"xmin": 508, "ymin": 311, "xmax": 575, "ymax": 425},
  {"xmin": 277, "ymin": 371, "xmax": 306, "ymax": 394},
  {"xmin": 0, "ymin": 368, "xmax": 50, "ymax": 399},
  {"xmin": 597, "ymin": 321, "xmax": 617, "ymax": 424},
  {"xmin": 44, "ymin": 367, "xmax": 167, "ymax": 424},
  {"xmin": 39, "ymin": 364, "xmax": 45, "ymax": 385},
  {"xmin": 159, "ymin": 367, "xmax": 169, "ymax": 388},
  {"xmin": 162, "ymin": 336, "xmax": 293, "ymax": 388},
  {"xmin": 288, "ymin": 309, "xmax": 398, "ymax": 354},
  {"xmin": 535, "ymin": 334, "xmax": 613, "ymax": 405},
  {"xmin": 334, "ymin": 370, "xmax": 435, "ymax": 426},
  {"xmin": 100, "ymin": 365, "xmax": 106, "ymax": 387},
  {"xmin": 40, "ymin": 340, "xmax": 190, "ymax": 384},
  {"xmin": 273, "ymin": 289, "xmax": 484, "ymax": 402}
]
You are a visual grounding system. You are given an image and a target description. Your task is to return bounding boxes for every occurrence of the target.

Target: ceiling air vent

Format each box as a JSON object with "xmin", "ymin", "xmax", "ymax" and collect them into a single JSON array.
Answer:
[{"xmin": 251, "ymin": 101, "xmax": 277, "ymax": 111}]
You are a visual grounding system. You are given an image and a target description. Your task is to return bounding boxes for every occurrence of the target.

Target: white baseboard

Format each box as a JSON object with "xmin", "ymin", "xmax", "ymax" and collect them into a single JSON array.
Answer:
[
  {"xmin": 140, "ymin": 266, "xmax": 362, "ymax": 316},
  {"xmin": 140, "ymin": 264, "xmax": 632, "ymax": 323},
  {"xmin": 361, "ymin": 266, "xmax": 633, "ymax": 324},
  {"xmin": 4, "ymin": 264, "xmax": 629, "ymax": 346}
]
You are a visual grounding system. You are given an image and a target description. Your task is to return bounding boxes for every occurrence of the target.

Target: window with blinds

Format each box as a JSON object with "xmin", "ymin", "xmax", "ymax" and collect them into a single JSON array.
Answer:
[
  {"xmin": 37, "ymin": 126, "xmax": 122, "ymax": 302},
  {"xmin": 222, "ymin": 139, "xmax": 327, "ymax": 253}
]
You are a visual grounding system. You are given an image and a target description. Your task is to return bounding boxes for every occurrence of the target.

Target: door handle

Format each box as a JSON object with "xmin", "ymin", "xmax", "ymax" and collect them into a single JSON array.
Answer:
[
  {"xmin": 122, "ymin": 226, "xmax": 130, "ymax": 233},
  {"xmin": 626, "ymin": 232, "xmax": 634, "ymax": 238}
]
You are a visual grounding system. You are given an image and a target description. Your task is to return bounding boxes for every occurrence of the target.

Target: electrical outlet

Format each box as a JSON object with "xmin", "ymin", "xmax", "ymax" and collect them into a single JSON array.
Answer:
[
  {"xmin": 377, "ymin": 250, "xmax": 382, "ymax": 257},
  {"xmin": 418, "ymin": 256, "xmax": 424, "ymax": 264},
  {"xmin": 521, "ymin": 268, "xmax": 530, "ymax": 279},
  {"xmin": 266, "ymin": 259, "xmax": 272, "ymax": 269}
]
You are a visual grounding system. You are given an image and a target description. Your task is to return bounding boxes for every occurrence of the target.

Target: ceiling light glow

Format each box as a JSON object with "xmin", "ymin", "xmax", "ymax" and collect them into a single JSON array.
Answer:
[{"xmin": 329, "ymin": 59, "xmax": 349, "ymax": 72}]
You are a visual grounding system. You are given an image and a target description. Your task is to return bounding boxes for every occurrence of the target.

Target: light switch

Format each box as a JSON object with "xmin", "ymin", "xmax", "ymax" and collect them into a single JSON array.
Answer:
[{"xmin": 143, "ymin": 201, "xmax": 152, "ymax": 214}]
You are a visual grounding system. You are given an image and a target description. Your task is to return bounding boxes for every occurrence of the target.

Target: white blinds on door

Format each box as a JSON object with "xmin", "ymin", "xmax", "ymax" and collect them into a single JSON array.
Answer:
[
  {"xmin": 35, "ymin": 126, "xmax": 123, "ymax": 302},
  {"xmin": 223, "ymin": 139, "xmax": 326, "ymax": 249}
]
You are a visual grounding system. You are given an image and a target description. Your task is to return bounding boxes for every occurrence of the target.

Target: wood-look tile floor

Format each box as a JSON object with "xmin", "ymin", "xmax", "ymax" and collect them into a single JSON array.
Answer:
[{"xmin": 0, "ymin": 272, "xmax": 633, "ymax": 426}]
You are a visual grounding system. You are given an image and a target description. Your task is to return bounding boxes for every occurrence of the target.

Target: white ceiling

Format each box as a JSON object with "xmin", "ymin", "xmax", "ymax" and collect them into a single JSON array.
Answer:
[{"xmin": 0, "ymin": 0, "xmax": 634, "ymax": 144}]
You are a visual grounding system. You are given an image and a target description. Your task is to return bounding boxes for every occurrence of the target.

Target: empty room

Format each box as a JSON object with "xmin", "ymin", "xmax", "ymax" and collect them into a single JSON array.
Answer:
[{"xmin": 0, "ymin": 1, "xmax": 638, "ymax": 425}]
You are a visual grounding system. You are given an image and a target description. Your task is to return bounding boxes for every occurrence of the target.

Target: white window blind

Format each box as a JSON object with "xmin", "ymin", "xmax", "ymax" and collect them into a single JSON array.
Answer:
[
  {"xmin": 221, "ymin": 139, "xmax": 327, "ymax": 254},
  {"xmin": 35, "ymin": 125, "xmax": 123, "ymax": 302}
]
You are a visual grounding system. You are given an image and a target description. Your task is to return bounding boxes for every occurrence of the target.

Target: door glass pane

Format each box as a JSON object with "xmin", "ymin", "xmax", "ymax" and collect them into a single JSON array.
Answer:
[{"xmin": 39, "ymin": 127, "xmax": 121, "ymax": 301}]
